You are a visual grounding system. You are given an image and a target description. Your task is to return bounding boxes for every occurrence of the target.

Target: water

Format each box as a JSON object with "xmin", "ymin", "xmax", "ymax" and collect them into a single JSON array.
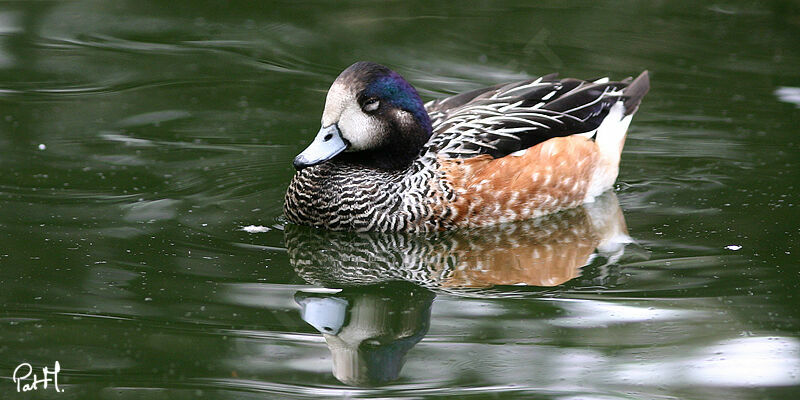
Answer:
[{"xmin": 1, "ymin": 1, "xmax": 799, "ymax": 399}]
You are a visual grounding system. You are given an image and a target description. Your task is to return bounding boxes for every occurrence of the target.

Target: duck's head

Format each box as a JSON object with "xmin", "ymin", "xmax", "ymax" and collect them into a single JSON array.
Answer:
[{"xmin": 293, "ymin": 62, "xmax": 432, "ymax": 171}]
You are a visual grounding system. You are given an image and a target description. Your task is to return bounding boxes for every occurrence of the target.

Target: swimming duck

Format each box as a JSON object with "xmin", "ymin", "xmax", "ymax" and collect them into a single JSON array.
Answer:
[{"xmin": 285, "ymin": 62, "xmax": 649, "ymax": 232}]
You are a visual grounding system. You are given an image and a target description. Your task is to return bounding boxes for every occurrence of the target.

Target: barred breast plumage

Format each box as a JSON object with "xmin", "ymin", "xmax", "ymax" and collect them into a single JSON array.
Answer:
[
  {"xmin": 284, "ymin": 62, "xmax": 649, "ymax": 232},
  {"xmin": 287, "ymin": 191, "xmax": 630, "ymax": 292}
]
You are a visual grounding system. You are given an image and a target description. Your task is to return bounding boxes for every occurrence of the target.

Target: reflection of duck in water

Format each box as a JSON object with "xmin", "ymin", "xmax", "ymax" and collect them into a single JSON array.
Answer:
[
  {"xmin": 290, "ymin": 192, "xmax": 631, "ymax": 385},
  {"xmin": 295, "ymin": 283, "xmax": 434, "ymax": 386},
  {"xmin": 287, "ymin": 191, "xmax": 630, "ymax": 292}
]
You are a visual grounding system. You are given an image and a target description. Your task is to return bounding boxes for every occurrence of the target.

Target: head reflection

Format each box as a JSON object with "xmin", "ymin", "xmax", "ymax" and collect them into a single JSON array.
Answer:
[
  {"xmin": 288, "ymin": 192, "xmax": 630, "ymax": 385},
  {"xmin": 295, "ymin": 283, "xmax": 434, "ymax": 386}
]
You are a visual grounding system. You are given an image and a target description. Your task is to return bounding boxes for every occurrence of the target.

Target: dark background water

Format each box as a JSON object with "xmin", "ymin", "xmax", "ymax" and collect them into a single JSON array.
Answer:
[{"xmin": 1, "ymin": 1, "xmax": 799, "ymax": 399}]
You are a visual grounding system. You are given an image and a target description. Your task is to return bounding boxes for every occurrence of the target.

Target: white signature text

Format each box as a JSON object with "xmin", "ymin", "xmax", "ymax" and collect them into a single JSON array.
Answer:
[{"xmin": 12, "ymin": 361, "xmax": 64, "ymax": 393}]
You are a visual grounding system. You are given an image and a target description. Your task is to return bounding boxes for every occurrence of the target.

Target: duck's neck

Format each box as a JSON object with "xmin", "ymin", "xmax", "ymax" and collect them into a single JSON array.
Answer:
[
  {"xmin": 336, "ymin": 146, "xmax": 417, "ymax": 171},
  {"xmin": 339, "ymin": 121, "xmax": 430, "ymax": 171}
]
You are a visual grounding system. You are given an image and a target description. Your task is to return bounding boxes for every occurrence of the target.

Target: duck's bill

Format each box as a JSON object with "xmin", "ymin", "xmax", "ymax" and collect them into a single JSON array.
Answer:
[{"xmin": 293, "ymin": 124, "xmax": 349, "ymax": 170}]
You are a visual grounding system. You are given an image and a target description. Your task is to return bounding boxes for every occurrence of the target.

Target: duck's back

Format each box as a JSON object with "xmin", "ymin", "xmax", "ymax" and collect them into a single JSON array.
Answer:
[
  {"xmin": 424, "ymin": 72, "xmax": 648, "ymax": 159},
  {"xmin": 409, "ymin": 71, "xmax": 650, "ymax": 228}
]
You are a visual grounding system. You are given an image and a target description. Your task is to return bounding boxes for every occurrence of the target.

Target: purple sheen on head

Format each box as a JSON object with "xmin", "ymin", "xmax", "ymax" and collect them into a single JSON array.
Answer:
[{"xmin": 364, "ymin": 71, "xmax": 432, "ymax": 137}]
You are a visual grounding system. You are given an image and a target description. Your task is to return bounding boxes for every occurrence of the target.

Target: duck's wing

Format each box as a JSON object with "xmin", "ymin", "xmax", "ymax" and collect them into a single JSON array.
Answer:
[
  {"xmin": 424, "ymin": 73, "xmax": 559, "ymax": 125},
  {"xmin": 423, "ymin": 71, "xmax": 649, "ymax": 159}
]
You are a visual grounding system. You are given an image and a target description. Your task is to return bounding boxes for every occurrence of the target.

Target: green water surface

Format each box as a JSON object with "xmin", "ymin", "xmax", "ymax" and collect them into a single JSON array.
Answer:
[{"xmin": 1, "ymin": 1, "xmax": 799, "ymax": 399}]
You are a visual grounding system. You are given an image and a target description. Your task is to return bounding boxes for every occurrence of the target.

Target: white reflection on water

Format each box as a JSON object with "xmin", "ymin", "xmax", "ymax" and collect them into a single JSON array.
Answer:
[
  {"xmin": 121, "ymin": 198, "xmax": 180, "ymax": 222},
  {"xmin": 0, "ymin": 11, "xmax": 21, "ymax": 68},
  {"xmin": 614, "ymin": 336, "xmax": 800, "ymax": 387},
  {"xmin": 775, "ymin": 87, "xmax": 800, "ymax": 108},
  {"xmin": 550, "ymin": 300, "xmax": 707, "ymax": 328},
  {"xmin": 418, "ymin": 297, "xmax": 800, "ymax": 393}
]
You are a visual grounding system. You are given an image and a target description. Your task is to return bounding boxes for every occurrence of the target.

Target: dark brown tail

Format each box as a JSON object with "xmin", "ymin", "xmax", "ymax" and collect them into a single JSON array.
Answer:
[{"xmin": 623, "ymin": 70, "xmax": 650, "ymax": 115}]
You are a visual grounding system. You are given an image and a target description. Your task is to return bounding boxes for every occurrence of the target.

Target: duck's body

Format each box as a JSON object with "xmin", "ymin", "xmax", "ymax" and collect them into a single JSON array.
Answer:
[{"xmin": 285, "ymin": 62, "xmax": 649, "ymax": 232}]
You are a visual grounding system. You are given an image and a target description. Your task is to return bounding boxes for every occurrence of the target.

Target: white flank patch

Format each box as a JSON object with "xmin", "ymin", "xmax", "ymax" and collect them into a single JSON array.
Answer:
[
  {"xmin": 510, "ymin": 149, "xmax": 527, "ymax": 157},
  {"xmin": 241, "ymin": 225, "xmax": 271, "ymax": 233},
  {"xmin": 595, "ymin": 101, "xmax": 632, "ymax": 159},
  {"xmin": 584, "ymin": 101, "xmax": 634, "ymax": 202},
  {"xmin": 593, "ymin": 77, "xmax": 610, "ymax": 84}
]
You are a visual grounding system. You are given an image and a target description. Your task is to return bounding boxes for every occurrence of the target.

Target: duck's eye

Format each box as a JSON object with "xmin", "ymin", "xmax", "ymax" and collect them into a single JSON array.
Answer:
[{"xmin": 362, "ymin": 98, "xmax": 380, "ymax": 113}]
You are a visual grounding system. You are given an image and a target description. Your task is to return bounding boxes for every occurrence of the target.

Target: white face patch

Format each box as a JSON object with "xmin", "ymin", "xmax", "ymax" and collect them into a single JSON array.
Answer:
[
  {"xmin": 320, "ymin": 81, "xmax": 387, "ymax": 151},
  {"xmin": 338, "ymin": 102, "xmax": 386, "ymax": 151},
  {"xmin": 321, "ymin": 82, "xmax": 349, "ymax": 127}
]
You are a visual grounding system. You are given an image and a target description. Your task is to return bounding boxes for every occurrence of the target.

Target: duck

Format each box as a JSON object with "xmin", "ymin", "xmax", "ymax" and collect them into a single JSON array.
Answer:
[{"xmin": 285, "ymin": 61, "xmax": 649, "ymax": 232}]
